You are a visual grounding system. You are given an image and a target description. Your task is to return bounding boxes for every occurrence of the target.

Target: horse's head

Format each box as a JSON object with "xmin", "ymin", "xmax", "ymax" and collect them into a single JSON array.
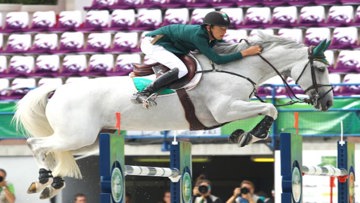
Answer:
[{"xmin": 290, "ymin": 40, "xmax": 334, "ymax": 111}]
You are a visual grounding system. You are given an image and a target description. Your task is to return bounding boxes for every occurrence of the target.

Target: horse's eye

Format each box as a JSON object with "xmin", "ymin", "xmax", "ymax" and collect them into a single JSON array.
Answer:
[{"xmin": 316, "ymin": 66, "xmax": 325, "ymax": 72}]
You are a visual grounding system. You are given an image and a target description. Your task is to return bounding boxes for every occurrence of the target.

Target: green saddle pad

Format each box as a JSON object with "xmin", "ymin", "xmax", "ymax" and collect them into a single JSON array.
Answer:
[{"xmin": 133, "ymin": 77, "xmax": 174, "ymax": 95}]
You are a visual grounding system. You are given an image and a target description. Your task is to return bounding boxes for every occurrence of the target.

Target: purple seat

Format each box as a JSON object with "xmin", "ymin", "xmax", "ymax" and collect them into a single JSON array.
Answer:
[
  {"xmin": 29, "ymin": 11, "xmax": 56, "ymax": 32},
  {"xmin": 38, "ymin": 78, "xmax": 63, "ymax": 88},
  {"xmin": 8, "ymin": 78, "xmax": 36, "ymax": 100},
  {"xmin": 262, "ymin": 0, "xmax": 286, "ymax": 6},
  {"xmin": 110, "ymin": 54, "xmax": 141, "ymax": 76},
  {"xmin": 31, "ymin": 33, "xmax": 58, "ymax": 54},
  {"xmin": 354, "ymin": 6, "xmax": 360, "ymax": 26},
  {"xmin": 210, "ymin": 0, "xmax": 237, "ymax": 8},
  {"xmin": 278, "ymin": 29, "xmax": 303, "ymax": 43},
  {"xmin": 61, "ymin": 55, "xmax": 88, "ymax": 77},
  {"xmin": 3, "ymin": 12, "xmax": 29, "ymax": 33},
  {"xmin": 223, "ymin": 29, "xmax": 247, "ymax": 43},
  {"xmin": 243, "ymin": 7, "xmax": 271, "ymax": 28},
  {"xmin": 56, "ymin": 32, "xmax": 85, "ymax": 54},
  {"xmin": 133, "ymin": 9, "xmax": 162, "ymax": 30},
  {"xmin": 33, "ymin": 55, "xmax": 60, "ymax": 77},
  {"xmin": 326, "ymin": 6, "xmax": 354, "ymax": 27},
  {"xmin": 330, "ymin": 27, "xmax": 358, "ymax": 50},
  {"xmin": 314, "ymin": 0, "xmax": 340, "ymax": 5},
  {"xmin": 0, "ymin": 79, "xmax": 10, "ymax": 100},
  {"xmin": 304, "ymin": 28, "xmax": 331, "ymax": 47},
  {"xmin": 55, "ymin": 10, "xmax": 83, "ymax": 31},
  {"xmin": 236, "ymin": 0, "xmax": 262, "ymax": 6},
  {"xmin": 324, "ymin": 50, "xmax": 335, "ymax": 73},
  {"xmin": 258, "ymin": 76, "xmax": 287, "ymax": 97},
  {"xmin": 0, "ymin": 56, "xmax": 8, "ymax": 78},
  {"xmin": 85, "ymin": 32, "xmax": 112, "ymax": 53},
  {"xmin": 112, "ymin": 0, "xmax": 144, "ymax": 9},
  {"xmin": 190, "ymin": 8, "xmax": 215, "ymax": 25},
  {"xmin": 327, "ymin": 73, "xmax": 342, "ymax": 96},
  {"xmin": 220, "ymin": 8, "xmax": 243, "ymax": 29},
  {"xmin": 341, "ymin": 73, "xmax": 360, "ymax": 96},
  {"xmin": 287, "ymin": 0, "xmax": 314, "ymax": 6},
  {"xmin": 84, "ymin": 0, "xmax": 118, "ymax": 10},
  {"xmin": 8, "ymin": 56, "xmax": 35, "ymax": 77},
  {"xmin": 249, "ymin": 29, "xmax": 274, "ymax": 37},
  {"xmin": 341, "ymin": 0, "xmax": 360, "ymax": 4},
  {"xmin": 5, "ymin": 34, "xmax": 32, "ymax": 54},
  {"xmin": 112, "ymin": 32, "xmax": 140, "ymax": 52},
  {"xmin": 335, "ymin": 51, "xmax": 360, "ymax": 73},
  {"xmin": 186, "ymin": 0, "xmax": 211, "ymax": 8},
  {"xmin": 298, "ymin": 6, "xmax": 326, "ymax": 27},
  {"xmin": 78, "ymin": 10, "xmax": 110, "ymax": 31},
  {"xmin": 88, "ymin": 54, "xmax": 114, "ymax": 76},
  {"xmin": 270, "ymin": 6, "xmax": 298, "ymax": 28},
  {"xmin": 0, "ymin": 33, "xmax": 4, "ymax": 52},
  {"xmin": 108, "ymin": 9, "xmax": 136, "ymax": 30},
  {"xmin": 162, "ymin": 8, "xmax": 189, "ymax": 26}
]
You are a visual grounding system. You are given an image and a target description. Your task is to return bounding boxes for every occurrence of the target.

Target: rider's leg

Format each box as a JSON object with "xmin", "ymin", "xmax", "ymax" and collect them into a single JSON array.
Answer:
[{"xmin": 131, "ymin": 36, "xmax": 188, "ymax": 104}]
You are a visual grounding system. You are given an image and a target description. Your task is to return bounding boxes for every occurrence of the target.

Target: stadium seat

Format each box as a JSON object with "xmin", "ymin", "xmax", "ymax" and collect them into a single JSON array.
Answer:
[
  {"xmin": 304, "ymin": 28, "xmax": 331, "ymax": 47},
  {"xmin": 223, "ymin": 29, "xmax": 247, "ymax": 43},
  {"xmin": 341, "ymin": 73, "xmax": 360, "ymax": 95},
  {"xmin": 220, "ymin": 8, "xmax": 243, "ymax": 29},
  {"xmin": 65, "ymin": 77, "xmax": 89, "ymax": 84},
  {"xmin": 314, "ymin": 0, "xmax": 340, "ymax": 5},
  {"xmin": 38, "ymin": 78, "xmax": 63, "ymax": 87},
  {"xmin": 31, "ymin": 33, "xmax": 58, "ymax": 54},
  {"xmin": 85, "ymin": 32, "xmax": 112, "ymax": 53},
  {"xmin": 270, "ymin": 6, "xmax": 298, "ymax": 28},
  {"xmin": 328, "ymin": 73, "xmax": 342, "ymax": 96},
  {"xmin": 61, "ymin": 55, "xmax": 88, "ymax": 76},
  {"xmin": 5, "ymin": 34, "xmax": 32, "ymax": 53},
  {"xmin": 236, "ymin": 0, "xmax": 262, "ymax": 6},
  {"xmin": 34, "ymin": 55, "xmax": 60, "ymax": 77},
  {"xmin": 80, "ymin": 10, "xmax": 110, "ymax": 31},
  {"xmin": 113, "ymin": 0, "xmax": 144, "ymax": 9},
  {"xmin": 8, "ymin": 56, "xmax": 35, "ymax": 77},
  {"xmin": 277, "ymin": 28, "xmax": 303, "ymax": 43},
  {"xmin": 287, "ymin": 0, "xmax": 314, "ymax": 6},
  {"xmin": 134, "ymin": 9, "xmax": 162, "ymax": 30},
  {"xmin": 162, "ymin": 8, "xmax": 190, "ymax": 26},
  {"xmin": 257, "ymin": 76, "xmax": 287, "ymax": 97},
  {"xmin": 111, "ymin": 53, "xmax": 141, "ymax": 76},
  {"xmin": 88, "ymin": 54, "xmax": 114, "ymax": 76},
  {"xmin": 0, "ymin": 56, "xmax": 7, "ymax": 78},
  {"xmin": 108, "ymin": 9, "xmax": 136, "ymax": 30},
  {"xmin": 324, "ymin": 50, "xmax": 335, "ymax": 72},
  {"xmin": 57, "ymin": 32, "xmax": 85, "ymax": 53},
  {"xmin": 84, "ymin": 0, "xmax": 118, "ymax": 10},
  {"xmin": 30, "ymin": 11, "xmax": 56, "ymax": 31},
  {"xmin": 330, "ymin": 27, "xmax": 358, "ymax": 50},
  {"xmin": 186, "ymin": 0, "xmax": 211, "ymax": 8},
  {"xmin": 56, "ymin": 10, "xmax": 83, "ymax": 31},
  {"xmin": 341, "ymin": 0, "xmax": 359, "ymax": 4},
  {"xmin": 326, "ymin": 6, "xmax": 354, "ymax": 27},
  {"xmin": 0, "ymin": 78, "xmax": 10, "ymax": 100},
  {"xmin": 112, "ymin": 32, "xmax": 139, "ymax": 52},
  {"xmin": 210, "ymin": 0, "xmax": 237, "ymax": 7},
  {"xmin": 249, "ymin": 29, "xmax": 274, "ymax": 37},
  {"xmin": 4, "ymin": 11, "xmax": 29, "ymax": 32},
  {"xmin": 298, "ymin": 6, "xmax": 326, "ymax": 27},
  {"xmin": 190, "ymin": 8, "xmax": 215, "ymax": 25},
  {"xmin": 0, "ymin": 33, "xmax": 3, "ymax": 51},
  {"xmin": 8, "ymin": 78, "xmax": 36, "ymax": 100},
  {"xmin": 243, "ymin": 7, "xmax": 271, "ymax": 28},
  {"xmin": 262, "ymin": 0, "xmax": 287, "ymax": 6},
  {"xmin": 354, "ymin": 6, "xmax": 360, "ymax": 26},
  {"xmin": 335, "ymin": 50, "xmax": 360, "ymax": 73}
]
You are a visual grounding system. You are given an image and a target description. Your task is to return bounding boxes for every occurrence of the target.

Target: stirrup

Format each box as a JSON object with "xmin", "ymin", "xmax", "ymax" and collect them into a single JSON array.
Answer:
[{"xmin": 142, "ymin": 94, "xmax": 158, "ymax": 109}]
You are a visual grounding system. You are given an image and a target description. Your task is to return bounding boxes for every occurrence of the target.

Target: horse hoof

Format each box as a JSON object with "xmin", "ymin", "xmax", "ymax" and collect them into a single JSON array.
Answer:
[
  {"xmin": 40, "ymin": 184, "xmax": 64, "ymax": 199},
  {"xmin": 237, "ymin": 132, "xmax": 253, "ymax": 147},
  {"xmin": 27, "ymin": 178, "xmax": 53, "ymax": 194},
  {"xmin": 27, "ymin": 182, "xmax": 38, "ymax": 194},
  {"xmin": 229, "ymin": 129, "xmax": 245, "ymax": 143}
]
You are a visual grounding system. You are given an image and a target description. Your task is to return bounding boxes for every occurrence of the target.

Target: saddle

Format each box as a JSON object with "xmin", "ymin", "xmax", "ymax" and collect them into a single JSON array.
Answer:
[{"xmin": 132, "ymin": 55, "xmax": 197, "ymax": 89}]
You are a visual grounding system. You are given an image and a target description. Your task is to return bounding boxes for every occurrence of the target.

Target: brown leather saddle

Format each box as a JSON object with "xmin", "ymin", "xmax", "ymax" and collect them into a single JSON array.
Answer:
[{"xmin": 132, "ymin": 55, "xmax": 197, "ymax": 89}]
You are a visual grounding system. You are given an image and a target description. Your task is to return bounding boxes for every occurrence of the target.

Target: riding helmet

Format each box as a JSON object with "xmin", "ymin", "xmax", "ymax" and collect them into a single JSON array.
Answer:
[{"xmin": 203, "ymin": 11, "xmax": 230, "ymax": 27}]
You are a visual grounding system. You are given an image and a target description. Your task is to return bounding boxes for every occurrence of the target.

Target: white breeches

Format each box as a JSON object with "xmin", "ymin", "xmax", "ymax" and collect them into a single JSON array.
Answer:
[{"xmin": 141, "ymin": 36, "xmax": 188, "ymax": 78}]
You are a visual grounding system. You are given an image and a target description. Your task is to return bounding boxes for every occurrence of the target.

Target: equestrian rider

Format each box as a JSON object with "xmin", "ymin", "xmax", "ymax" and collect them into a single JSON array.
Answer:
[{"xmin": 131, "ymin": 11, "xmax": 263, "ymax": 104}]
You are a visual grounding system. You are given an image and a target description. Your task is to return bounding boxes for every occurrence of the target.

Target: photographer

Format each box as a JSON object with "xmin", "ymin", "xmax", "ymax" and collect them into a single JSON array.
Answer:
[
  {"xmin": 0, "ymin": 168, "xmax": 15, "ymax": 203},
  {"xmin": 193, "ymin": 175, "xmax": 222, "ymax": 203},
  {"xmin": 226, "ymin": 180, "xmax": 263, "ymax": 203}
]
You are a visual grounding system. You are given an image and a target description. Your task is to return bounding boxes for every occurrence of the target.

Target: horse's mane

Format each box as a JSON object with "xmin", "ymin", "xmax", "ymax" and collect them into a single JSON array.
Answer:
[{"xmin": 213, "ymin": 32, "xmax": 305, "ymax": 54}]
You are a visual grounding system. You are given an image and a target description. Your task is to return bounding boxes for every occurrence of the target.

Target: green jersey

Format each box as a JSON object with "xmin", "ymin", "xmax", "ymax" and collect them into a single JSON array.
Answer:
[{"xmin": 146, "ymin": 24, "xmax": 243, "ymax": 64}]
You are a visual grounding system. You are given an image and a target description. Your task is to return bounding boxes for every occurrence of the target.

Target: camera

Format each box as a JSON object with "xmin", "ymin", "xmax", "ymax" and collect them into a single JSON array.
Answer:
[
  {"xmin": 0, "ymin": 176, "xmax": 3, "ymax": 182},
  {"xmin": 198, "ymin": 185, "xmax": 209, "ymax": 194},
  {"xmin": 240, "ymin": 187, "xmax": 250, "ymax": 195}
]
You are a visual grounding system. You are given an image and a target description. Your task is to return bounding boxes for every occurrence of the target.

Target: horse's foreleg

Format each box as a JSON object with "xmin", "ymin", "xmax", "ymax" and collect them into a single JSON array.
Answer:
[{"xmin": 211, "ymin": 100, "xmax": 277, "ymax": 147}]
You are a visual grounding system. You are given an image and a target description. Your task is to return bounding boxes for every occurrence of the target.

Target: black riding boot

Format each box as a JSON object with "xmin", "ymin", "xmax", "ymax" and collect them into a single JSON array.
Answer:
[{"xmin": 131, "ymin": 68, "xmax": 180, "ymax": 105}]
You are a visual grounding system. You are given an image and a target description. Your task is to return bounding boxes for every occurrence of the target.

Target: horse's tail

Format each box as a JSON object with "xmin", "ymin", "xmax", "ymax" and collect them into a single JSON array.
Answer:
[{"xmin": 13, "ymin": 85, "xmax": 82, "ymax": 179}]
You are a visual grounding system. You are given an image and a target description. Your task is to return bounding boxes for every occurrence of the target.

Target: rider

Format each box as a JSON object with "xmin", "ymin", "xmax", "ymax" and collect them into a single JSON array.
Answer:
[{"xmin": 131, "ymin": 11, "xmax": 263, "ymax": 105}]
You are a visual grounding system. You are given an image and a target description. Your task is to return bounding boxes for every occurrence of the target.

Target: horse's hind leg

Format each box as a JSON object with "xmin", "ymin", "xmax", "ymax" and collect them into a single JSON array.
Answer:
[{"xmin": 27, "ymin": 136, "xmax": 67, "ymax": 199}]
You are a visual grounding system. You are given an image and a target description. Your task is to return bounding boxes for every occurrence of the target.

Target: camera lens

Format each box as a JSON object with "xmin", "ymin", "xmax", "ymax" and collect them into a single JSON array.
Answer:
[
  {"xmin": 198, "ymin": 185, "xmax": 209, "ymax": 194},
  {"xmin": 240, "ymin": 187, "xmax": 250, "ymax": 194},
  {"xmin": 0, "ymin": 177, "xmax": 3, "ymax": 182}
]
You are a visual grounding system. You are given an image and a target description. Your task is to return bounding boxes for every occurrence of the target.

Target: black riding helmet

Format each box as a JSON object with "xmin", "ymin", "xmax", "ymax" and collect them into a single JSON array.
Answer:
[{"xmin": 203, "ymin": 11, "xmax": 230, "ymax": 27}]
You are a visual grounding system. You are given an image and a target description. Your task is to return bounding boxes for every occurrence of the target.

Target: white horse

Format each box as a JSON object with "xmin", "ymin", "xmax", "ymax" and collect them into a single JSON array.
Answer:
[{"xmin": 14, "ymin": 33, "xmax": 333, "ymax": 199}]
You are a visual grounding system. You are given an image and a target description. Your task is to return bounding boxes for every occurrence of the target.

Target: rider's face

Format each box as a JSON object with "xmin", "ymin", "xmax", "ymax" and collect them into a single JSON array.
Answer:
[{"xmin": 209, "ymin": 25, "xmax": 227, "ymax": 40}]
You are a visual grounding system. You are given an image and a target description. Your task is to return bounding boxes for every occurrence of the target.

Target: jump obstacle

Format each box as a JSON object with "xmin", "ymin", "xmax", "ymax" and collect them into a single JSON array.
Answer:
[
  {"xmin": 99, "ymin": 133, "xmax": 192, "ymax": 203},
  {"xmin": 280, "ymin": 132, "xmax": 355, "ymax": 203}
]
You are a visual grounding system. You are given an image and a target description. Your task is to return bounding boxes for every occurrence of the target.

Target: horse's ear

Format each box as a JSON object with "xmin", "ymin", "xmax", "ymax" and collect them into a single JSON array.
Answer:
[
  {"xmin": 313, "ymin": 40, "xmax": 326, "ymax": 56},
  {"xmin": 324, "ymin": 40, "xmax": 331, "ymax": 50}
]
